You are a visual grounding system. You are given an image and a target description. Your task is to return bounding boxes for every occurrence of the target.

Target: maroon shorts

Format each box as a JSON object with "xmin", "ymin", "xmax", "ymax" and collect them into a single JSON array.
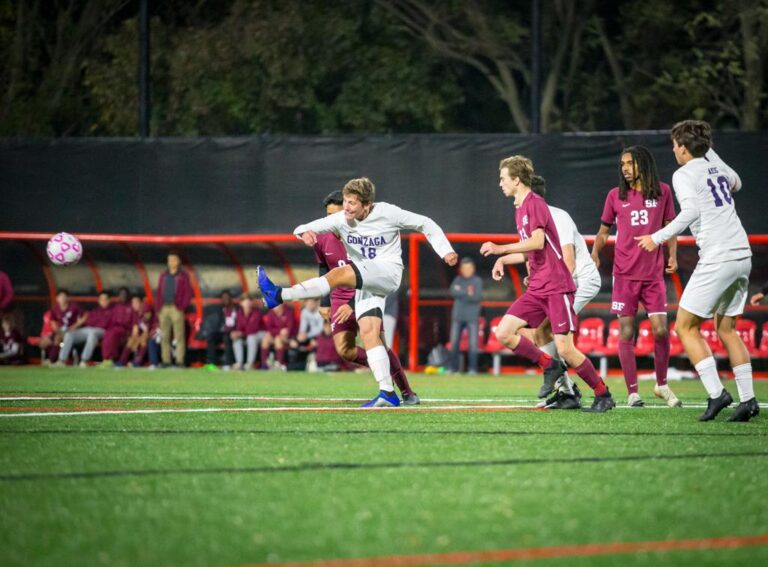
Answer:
[
  {"xmin": 505, "ymin": 291, "xmax": 577, "ymax": 334},
  {"xmin": 330, "ymin": 297, "xmax": 358, "ymax": 336},
  {"xmin": 611, "ymin": 276, "xmax": 667, "ymax": 316}
]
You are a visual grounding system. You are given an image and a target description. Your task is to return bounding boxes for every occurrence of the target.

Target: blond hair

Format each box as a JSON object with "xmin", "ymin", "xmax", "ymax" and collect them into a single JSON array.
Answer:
[
  {"xmin": 499, "ymin": 155, "xmax": 534, "ymax": 187},
  {"xmin": 342, "ymin": 177, "xmax": 376, "ymax": 204}
]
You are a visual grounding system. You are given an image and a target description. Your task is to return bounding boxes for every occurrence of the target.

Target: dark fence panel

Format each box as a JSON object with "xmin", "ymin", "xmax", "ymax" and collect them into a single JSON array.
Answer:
[{"xmin": 2, "ymin": 132, "xmax": 767, "ymax": 235}]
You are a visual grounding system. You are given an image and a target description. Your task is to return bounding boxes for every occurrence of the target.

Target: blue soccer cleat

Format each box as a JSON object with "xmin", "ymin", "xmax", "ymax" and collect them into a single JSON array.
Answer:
[
  {"xmin": 257, "ymin": 266, "xmax": 283, "ymax": 309},
  {"xmin": 361, "ymin": 390, "xmax": 401, "ymax": 408}
]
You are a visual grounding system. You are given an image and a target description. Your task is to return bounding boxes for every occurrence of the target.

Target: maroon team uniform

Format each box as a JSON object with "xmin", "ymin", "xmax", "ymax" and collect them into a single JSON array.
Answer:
[
  {"xmin": 506, "ymin": 192, "xmax": 608, "ymax": 398},
  {"xmin": 102, "ymin": 300, "xmax": 133, "ymax": 361},
  {"xmin": 600, "ymin": 182, "xmax": 676, "ymax": 394},
  {"xmin": 506, "ymin": 192, "xmax": 577, "ymax": 330},
  {"xmin": 49, "ymin": 302, "xmax": 82, "ymax": 361},
  {"xmin": 312, "ymin": 233, "xmax": 415, "ymax": 396},
  {"xmin": 601, "ymin": 182, "xmax": 675, "ymax": 317},
  {"xmin": 0, "ymin": 328, "xmax": 23, "ymax": 364},
  {"xmin": 261, "ymin": 307, "xmax": 296, "ymax": 368}
]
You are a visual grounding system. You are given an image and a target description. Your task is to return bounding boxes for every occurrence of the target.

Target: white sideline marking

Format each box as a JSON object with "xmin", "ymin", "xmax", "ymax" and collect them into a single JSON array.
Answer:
[{"xmin": 0, "ymin": 395, "xmax": 538, "ymax": 403}]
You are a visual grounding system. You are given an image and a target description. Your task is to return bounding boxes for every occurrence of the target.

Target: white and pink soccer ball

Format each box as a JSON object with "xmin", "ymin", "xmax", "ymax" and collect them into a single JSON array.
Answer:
[{"xmin": 46, "ymin": 232, "xmax": 83, "ymax": 266}]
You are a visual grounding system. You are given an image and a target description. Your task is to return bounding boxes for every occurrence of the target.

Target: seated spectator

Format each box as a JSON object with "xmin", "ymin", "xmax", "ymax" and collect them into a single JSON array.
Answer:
[
  {"xmin": 57, "ymin": 291, "xmax": 113, "ymax": 367},
  {"xmin": 133, "ymin": 301, "xmax": 158, "ymax": 367},
  {"xmin": 231, "ymin": 294, "xmax": 265, "ymax": 370},
  {"xmin": 0, "ymin": 270, "xmax": 13, "ymax": 315},
  {"xmin": 314, "ymin": 320, "xmax": 343, "ymax": 371},
  {"xmin": 42, "ymin": 289, "xmax": 82, "ymax": 365},
  {"xmin": 289, "ymin": 299, "xmax": 324, "ymax": 369},
  {"xmin": 101, "ymin": 287, "xmax": 133, "ymax": 367},
  {"xmin": 117, "ymin": 295, "xmax": 152, "ymax": 367},
  {"xmin": 0, "ymin": 314, "xmax": 23, "ymax": 365},
  {"xmin": 260, "ymin": 303, "xmax": 296, "ymax": 371},
  {"xmin": 203, "ymin": 290, "xmax": 236, "ymax": 371}
]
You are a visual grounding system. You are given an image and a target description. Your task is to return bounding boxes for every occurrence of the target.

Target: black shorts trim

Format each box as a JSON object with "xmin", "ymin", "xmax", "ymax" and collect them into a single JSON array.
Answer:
[
  {"xmin": 350, "ymin": 262, "xmax": 363, "ymax": 290},
  {"xmin": 358, "ymin": 308, "xmax": 383, "ymax": 320}
]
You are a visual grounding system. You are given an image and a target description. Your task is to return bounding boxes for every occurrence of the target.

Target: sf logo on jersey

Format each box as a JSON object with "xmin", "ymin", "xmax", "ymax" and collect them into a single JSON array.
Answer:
[{"xmin": 644, "ymin": 199, "xmax": 658, "ymax": 208}]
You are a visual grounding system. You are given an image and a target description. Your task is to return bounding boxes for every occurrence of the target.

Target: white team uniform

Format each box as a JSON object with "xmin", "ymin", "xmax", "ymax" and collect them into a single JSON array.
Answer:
[
  {"xmin": 549, "ymin": 206, "xmax": 601, "ymax": 313},
  {"xmin": 652, "ymin": 149, "xmax": 751, "ymax": 318},
  {"xmin": 294, "ymin": 202, "xmax": 454, "ymax": 318}
]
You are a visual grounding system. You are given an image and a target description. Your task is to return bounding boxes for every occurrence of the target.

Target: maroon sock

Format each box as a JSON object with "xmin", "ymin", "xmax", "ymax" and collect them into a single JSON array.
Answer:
[
  {"xmin": 133, "ymin": 346, "xmax": 147, "ymax": 366},
  {"xmin": 575, "ymin": 358, "xmax": 607, "ymax": 396},
  {"xmin": 654, "ymin": 335, "xmax": 670, "ymax": 386},
  {"xmin": 512, "ymin": 335, "xmax": 552, "ymax": 368},
  {"xmin": 353, "ymin": 346, "xmax": 369, "ymax": 367},
  {"xmin": 118, "ymin": 345, "xmax": 132, "ymax": 366},
  {"xmin": 260, "ymin": 347, "xmax": 270, "ymax": 368},
  {"xmin": 387, "ymin": 348, "xmax": 413, "ymax": 396},
  {"xmin": 276, "ymin": 347, "xmax": 286, "ymax": 365},
  {"xmin": 48, "ymin": 345, "xmax": 60, "ymax": 362},
  {"xmin": 618, "ymin": 339, "xmax": 638, "ymax": 394}
]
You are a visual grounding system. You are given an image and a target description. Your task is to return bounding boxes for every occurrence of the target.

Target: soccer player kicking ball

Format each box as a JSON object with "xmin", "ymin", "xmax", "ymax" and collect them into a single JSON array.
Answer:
[
  {"xmin": 258, "ymin": 177, "xmax": 457, "ymax": 407},
  {"xmin": 313, "ymin": 190, "xmax": 420, "ymax": 405},
  {"xmin": 637, "ymin": 120, "xmax": 758, "ymax": 422},
  {"xmin": 483, "ymin": 155, "xmax": 615, "ymax": 412},
  {"xmin": 591, "ymin": 146, "xmax": 682, "ymax": 408}
]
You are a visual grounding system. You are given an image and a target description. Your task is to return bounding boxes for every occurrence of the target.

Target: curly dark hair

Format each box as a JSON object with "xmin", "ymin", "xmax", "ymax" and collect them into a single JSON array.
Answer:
[
  {"xmin": 619, "ymin": 145, "xmax": 661, "ymax": 201},
  {"xmin": 323, "ymin": 190, "xmax": 343, "ymax": 207}
]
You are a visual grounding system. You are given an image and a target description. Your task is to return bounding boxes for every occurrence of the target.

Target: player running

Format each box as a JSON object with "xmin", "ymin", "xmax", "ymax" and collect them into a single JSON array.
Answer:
[
  {"xmin": 591, "ymin": 146, "xmax": 681, "ymax": 408},
  {"xmin": 482, "ymin": 155, "xmax": 615, "ymax": 412},
  {"xmin": 257, "ymin": 177, "xmax": 457, "ymax": 407},
  {"xmin": 313, "ymin": 190, "xmax": 420, "ymax": 405},
  {"xmin": 637, "ymin": 120, "xmax": 758, "ymax": 422}
]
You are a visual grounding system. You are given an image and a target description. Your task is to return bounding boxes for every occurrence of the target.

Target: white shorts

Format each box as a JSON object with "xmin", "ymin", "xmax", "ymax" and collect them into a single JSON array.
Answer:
[
  {"xmin": 573, "ymin": 271, "xmax": 601, "ymax": 314},
  {"xmin": 679, "ymin": 257, "xmax": 752, "ymax": 319},
  {"xmin": 351, "ymin": 260, "xmax": 402, "ymax": 319}
]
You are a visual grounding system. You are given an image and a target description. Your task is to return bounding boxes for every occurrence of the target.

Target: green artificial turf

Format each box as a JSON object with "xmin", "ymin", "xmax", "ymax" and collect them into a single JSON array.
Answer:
[{"xmin": 0, "ymin": 367, "xmax": 766, "ymax": 567}]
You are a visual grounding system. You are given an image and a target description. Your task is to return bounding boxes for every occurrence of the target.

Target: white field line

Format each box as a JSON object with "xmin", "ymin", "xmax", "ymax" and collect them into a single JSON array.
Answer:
[
  {"xmin": 0, "ymin": 402, "xmax": 744, "ymax": 418},
  {"xmin": 0, "ymin": 395, "xmax": 538, "ymax": 403}
]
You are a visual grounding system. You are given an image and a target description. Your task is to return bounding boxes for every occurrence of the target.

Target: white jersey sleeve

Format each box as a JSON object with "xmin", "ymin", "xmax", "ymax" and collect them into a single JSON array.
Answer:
[
  {"xmin": 706, "ymin": 148, "xmax": 741, "ymax": 192},
  {"xmin": 390, "ymin": 204, "xmax": 455, "ymax": 259},
  {"xmin": 293, "ymin": 211, "xmax": 345, "ymax": 239},
  {"xmin": 548, "ymin": 206, "xmax": 599, "ymax": 284},
  {"xmin": 652, "ymin": 169, "xmax": 700, "ymax": 244}
]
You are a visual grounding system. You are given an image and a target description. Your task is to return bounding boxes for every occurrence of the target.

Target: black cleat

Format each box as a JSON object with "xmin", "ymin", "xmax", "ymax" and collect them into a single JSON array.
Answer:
[
  {"xmin": 727, "ymin": 397, "xmax": 760, "ymax": 422},
  {"xmin": 583, "ymin": 391, "xmax": 616, "ymax": 413},
  {"xmin": 698, "ymin": 389, "xmax": 734, "ymax": 422},
  {"xmin": 545, "ymin": 392, "xmax": 581, "ymax": 410},
  {"xmin": 539, "ymin": 359, "xmax": 567, "ymax": 398}
]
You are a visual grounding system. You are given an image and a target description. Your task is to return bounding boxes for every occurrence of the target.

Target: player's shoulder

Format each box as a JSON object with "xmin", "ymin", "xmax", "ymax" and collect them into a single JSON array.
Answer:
[
  {"xmin": 659, "ymin": 181, "xmax": 672, "ymax": 193},
  {"xmin": 604, "ymin": 186, "xmax": 620, "ymax": 203}
]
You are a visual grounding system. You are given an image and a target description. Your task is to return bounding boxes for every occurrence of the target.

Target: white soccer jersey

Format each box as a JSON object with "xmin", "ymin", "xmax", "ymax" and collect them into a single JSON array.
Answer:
[
  {"xmin": 294, "ymin": 201, "xmax": 454, "ymax": 268},
  {"xmin": 548, "ymin": 205, "xmax": 599, "ymax": 285},
  {"xmin": 652, "ymin": 149, "xmax": 751, "ymax": 263}
]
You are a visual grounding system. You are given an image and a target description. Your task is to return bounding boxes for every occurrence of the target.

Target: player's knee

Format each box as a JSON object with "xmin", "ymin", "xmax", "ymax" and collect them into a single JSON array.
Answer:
[
  {"xmin": 495, "ymin": 325, "xmax": 517, "ymax": 346},
  {"xmin": 651, "ymin": 325, "xmax": 668, "ymax": 339},
  {"xmin": 619, "ymin": 324, "xmax": 634, "ymax": 342}
]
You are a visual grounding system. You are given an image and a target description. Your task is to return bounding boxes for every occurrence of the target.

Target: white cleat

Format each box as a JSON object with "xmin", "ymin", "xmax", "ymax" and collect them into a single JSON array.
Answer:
[
  {"xmin": 627, "ymin": 392, "xmax": 645, "ymax": 408},
  {"xmin": 654, "ymin": 384, "xmax": 683, "ymax": 408}
]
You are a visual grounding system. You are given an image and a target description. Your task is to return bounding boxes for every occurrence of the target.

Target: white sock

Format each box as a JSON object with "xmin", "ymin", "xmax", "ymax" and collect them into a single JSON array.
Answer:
[
  {"xmin": 366, "ymin": 345, "xmax": 393, "ymax": 392},
  {"xmin": 281, "ymin": 277, "xmax": 331, "ymax": 301},
  {"xmin": 733, "ymin": 363, "xmax": 754, "ymax": 403},
  {"xmin": 540, "ymin": 341, "xmax": 558, "ymax": 357},
  {"xmin": 559, "ymin": 373, "xmax": 575, "ymax": 395},
  {"xmin": 695, "ymin": 356, "xmax": 723, "ymax": 399}
]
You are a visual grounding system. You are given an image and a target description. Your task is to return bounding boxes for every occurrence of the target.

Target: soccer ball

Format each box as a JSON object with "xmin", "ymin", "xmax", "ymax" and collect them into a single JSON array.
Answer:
[{"xmin": 46, "ymin": 232, "xmax": 83, "ymax": 266}]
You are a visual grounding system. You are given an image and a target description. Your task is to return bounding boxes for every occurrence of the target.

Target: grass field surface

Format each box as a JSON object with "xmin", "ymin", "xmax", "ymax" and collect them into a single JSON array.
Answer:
[{"xmin": 1, "ymin": 367, "xmax": 766, "ymax": 566}]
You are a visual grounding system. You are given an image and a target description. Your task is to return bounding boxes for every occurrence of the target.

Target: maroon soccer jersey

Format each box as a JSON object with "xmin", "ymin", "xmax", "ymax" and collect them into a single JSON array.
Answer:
[
  {"xmin": 235, "ymin": 308, "xmax": 263, "ymax": 335},
  {"xmin": 223, "ymin": 305, "xmax": 238, "ymax": 331},
  {"xmin": 85, "ymin": 306, "xmax": 113, "ymax": 330},
  {"xmin": 1, "ymin": 328, "xmax": 22, "ymax": 354},
  {"xmin": 109, "ymin": 301, "xmax": 134, "ymax": 331},
  {"xmin": 265, "ymin": 308, "xmax": 296, "ymax": 337},
  {"xmin": 515, "ymin": 192, "xmax": 576, "ymax": 296},
  {"xmin": 313, "ymin": 233, "xmax": 355, "ymax": 304},
  {"xmin": 50, "ymin": 303, "xmax": 82, "ymax": 330},
  {"xmin": 600, "ymin": 182, "xmax": 676, "ymax": 281}
]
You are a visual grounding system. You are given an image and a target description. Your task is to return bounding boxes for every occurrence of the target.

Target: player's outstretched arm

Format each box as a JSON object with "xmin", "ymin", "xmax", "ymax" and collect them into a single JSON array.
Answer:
[
  {"xmin": 643, "ymin": 171, "xmax": 700, "ymax": 248},
  {"xmin": 293, "ymin": 212, "xmax": 344, "ymax": 246},
  {"xmin": 393, "ymin": 205, "xmax": 456, "ymax": 263}
]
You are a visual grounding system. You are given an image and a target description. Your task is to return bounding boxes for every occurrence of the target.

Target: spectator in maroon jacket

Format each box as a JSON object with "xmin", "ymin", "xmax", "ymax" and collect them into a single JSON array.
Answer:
[
  {"xmin": 0, "ymin": 271, "xmax": 13, "ymax": 315},
  {"xmin": 117, "ymin": 295, "xmax": 149, "ymax": 367},
  {"xmin": 156, "ymin": 252, "xmax": 193, "ymax": 367},
  {"xmin": 57, "ymin": 291, "xmax": 112, "ymax": 367},
  {"xmin": 41, "ymin": 289, "xmax": 81, "ymax": 365},
  {"xmin": 101, "ymin": 287, "xmax": 133, "ymax": 367},
  {"xmin": 0, "ymin": 314, "xmax": 23, "ymax": 365},
  {"xmin": 260, "ymin": 302, "xmax": 296, "ymax": 371},
  {"xmin": 231, "ymin": 293, "xmax": 265, "ymax": 370}
]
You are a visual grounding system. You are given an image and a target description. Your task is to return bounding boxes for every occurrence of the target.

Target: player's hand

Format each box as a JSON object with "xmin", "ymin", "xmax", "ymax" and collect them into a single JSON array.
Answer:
[
  {"xmin": 443, "ymin": 252, "xmax": 458, "ymax": 266},
  {"xmin": 590, "ymin": 252, "xmax": 600, "ymax": 269},
  {"xmin": 480, "ymin": 241, "xmax": 500, "ymax": 256},
  {"xmin": 635, "ymin": 235, "xmax": 658, "ymax": 252},
  {"xmin": 333, "ymin": 304, "xmax": 353, "ymax": 324},
  {"xmin": 300, "ymin": 230, "xmax": 318, "ymax": 246},
  {"xmin": 750, "ymin": 292, "xmax": 765, "ymax": 306},
  {"xmin": 666, "ymin": 256, "xmax": 678, "ymax": 274},
  {"xmin": 319, "ymin": 307, "xmax": 331, "ymax": 322},
  {"xmin": 523, "ymin": 275, "xmax": 529, "ymax": 288},
  {"xmin": 492, "ymin": 260, "xmax": 505, "ymax": 281}
]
